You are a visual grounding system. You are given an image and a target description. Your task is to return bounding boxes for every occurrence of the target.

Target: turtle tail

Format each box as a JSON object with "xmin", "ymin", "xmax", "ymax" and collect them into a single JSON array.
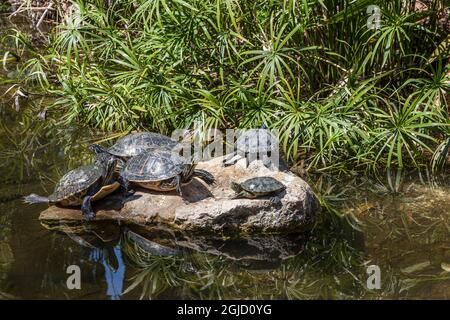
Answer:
[{"xmin": 23, "ymin": 194, "xmax": 49, "ymax": 204}]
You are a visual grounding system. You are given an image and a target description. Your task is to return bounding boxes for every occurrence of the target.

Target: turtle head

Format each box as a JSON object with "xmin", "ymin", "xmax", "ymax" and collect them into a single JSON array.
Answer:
[
  {"xmin": 91, "ymin": 144, "xmax": 118, "ymax": 175},
  {"xmin": 230, "ymin": 182, "xmax": 242, "ymax": 193},
  {"xmin": 89, "ymin": 143, "xmax": 108, "ymax": 155},
  {"xmin": 90, "ymin": 143, "xmax": 124, "ymax": 172}
]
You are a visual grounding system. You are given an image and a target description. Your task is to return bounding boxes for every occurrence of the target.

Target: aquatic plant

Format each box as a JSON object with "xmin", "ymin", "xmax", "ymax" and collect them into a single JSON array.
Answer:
[
  {"xmin": 0, "ymin": 101, "xmax": 103, "ymax": 192},
  {"xmin": 120, "ymin": 223, "xmax": 368, "ymax": 300}
]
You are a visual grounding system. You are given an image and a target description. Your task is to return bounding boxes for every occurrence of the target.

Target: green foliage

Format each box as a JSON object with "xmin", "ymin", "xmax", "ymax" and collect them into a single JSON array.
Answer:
[
  {"xmin": 0, "ymin": 5, "xmax": 10, "ymax": 13},
  {"xmin": 2, "ymin": 0, "xmax": 449, "ymax": 172}
]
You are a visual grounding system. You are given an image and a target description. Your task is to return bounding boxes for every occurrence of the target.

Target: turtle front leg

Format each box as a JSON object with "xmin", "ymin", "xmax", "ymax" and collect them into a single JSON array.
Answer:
[
  {"xmin": 174, "ymin": 175, "xmax": 182, "ymax": 196},
  {"xmin": 81, "ymin": 195, "xmax": 95, "ymax": 221},
  {"xmin": 119, "ymin": 176, "xmax": 135, "ymax": 197},
  {"xmin": 232, "ymin": 190, "xmax": 256, "ymax": 199},
  {"xmin": 269, "ymin": 196, "xmax": 282, "ymax": 205}
]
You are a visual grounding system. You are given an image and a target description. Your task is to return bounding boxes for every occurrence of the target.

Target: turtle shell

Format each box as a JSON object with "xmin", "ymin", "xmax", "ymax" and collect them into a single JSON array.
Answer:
[
  {"xmin": 122, "ymin": 150, "xmax": 187, "ymax": 182},
  {"xmin": 236, "ymin": 129, "xmax": 278, "ymax": 154},
  {"xmin": 240, "ymin": 176, "xmax": 285, "ymax": 195},
  {"xmin": 48, "ymin": 164, "xmax": 105, "ymax": 205},
  {"xmin": 107, "ymin": 132, "xmax": 179, "ymax": 159}
]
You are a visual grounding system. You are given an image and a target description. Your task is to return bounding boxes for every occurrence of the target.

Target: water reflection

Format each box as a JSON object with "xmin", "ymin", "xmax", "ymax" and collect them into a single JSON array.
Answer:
[
  {"xmin": 41, "ymin": 217, "xmax": 365, "ymax": 300},
  {"xmin": 92, "ymin": 246, "xmax": 125, "ymax": 300},
  {"xmin": 0, "ymin": 85, "xmax": 448, "ymax": 299},
  {"xmin": 0, "ymin": 201, "xmax": 15, "ymax": 300},
  {"xmin": 1, "ymin": 147, "xmax": 448, "ymax": 299},
  {"xmin": 315, "ymin": 171, "xmax": 450, "ymax": 299}
]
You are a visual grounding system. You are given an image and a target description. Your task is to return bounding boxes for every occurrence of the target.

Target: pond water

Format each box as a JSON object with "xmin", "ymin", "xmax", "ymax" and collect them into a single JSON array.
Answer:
[
  {"xmin": 0, "ymin": 15, "xmax": 449, "ymax": 300},
  {"xmin": 0, "ymin": 97, "xmax": 448, "ymax": 300}
]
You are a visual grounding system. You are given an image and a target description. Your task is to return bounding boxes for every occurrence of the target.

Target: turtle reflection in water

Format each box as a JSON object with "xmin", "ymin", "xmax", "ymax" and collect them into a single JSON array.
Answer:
[
  {"xmin": 231, "ymin": 176, "xmax": 286, "ymax": 203},
  {"xmin": 23, "ymin": 145, "xmax": 119, "ymax": 220},
  {"xmin": 125, "ymin": 228, "xmax": 181, "ymax": 257}
]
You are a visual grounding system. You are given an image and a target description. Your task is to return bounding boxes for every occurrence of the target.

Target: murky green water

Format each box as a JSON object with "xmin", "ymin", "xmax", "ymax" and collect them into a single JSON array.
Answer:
[
  {"xmin": 0, "ymin": 15, "xmax": 449, "ymax": 300},
  {"xmin": 0, "ymin": 99, "xmax": 448, "ymax": 300}
]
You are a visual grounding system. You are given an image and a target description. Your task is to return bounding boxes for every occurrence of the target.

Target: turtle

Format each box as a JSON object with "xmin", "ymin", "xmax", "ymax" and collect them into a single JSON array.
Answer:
[
  {"xmin": 121, "ymin": 149, "xmax": 214, "ymax": 195},
  {"xmin": 103, "ymin": 132, "xmax": 180, "ymax": 161},
  {"xmin": 223, "ymin": 125, "xmax": 281, "ymax": 169},
  {"xmin": 230, "ymin": 176, "xmax": 286, "ymax": 203},
  {"xmin": 125, "ymin": 228, "xmax": 181, "ymax": 256},
  {"xmin": 23, "ymin": 145, "xmax": 119, "ymax": 221}
]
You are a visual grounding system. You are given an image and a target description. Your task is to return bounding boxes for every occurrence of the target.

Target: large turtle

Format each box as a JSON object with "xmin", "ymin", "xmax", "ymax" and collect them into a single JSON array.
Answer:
[
  {"xmin": 231, "ymin": 176, "xmax": 285, "ymax": 203},
  {"xmin": 121, "ymin": 149, "xmax": 214, "ymax": 195},
  {"xmin": 104, "ymin": 132, "xmax": 180, "ymax": 161},
  {"xmin": 23, "ymin": 145, "xmax": 119, "ymax": 220},
  {"xmin": 224, "ymin": 126, "xmax": 280, "ymax": 168}
]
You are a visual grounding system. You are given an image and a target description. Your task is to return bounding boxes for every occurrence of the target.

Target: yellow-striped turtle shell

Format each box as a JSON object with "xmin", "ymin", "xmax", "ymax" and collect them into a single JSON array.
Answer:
[{"xmin": 48, "ymin": 163, "xmax": 119, "ymax": 206}]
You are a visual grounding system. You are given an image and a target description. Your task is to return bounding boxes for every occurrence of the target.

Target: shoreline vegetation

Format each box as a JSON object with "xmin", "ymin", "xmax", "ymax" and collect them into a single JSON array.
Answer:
[{"xmin": 1, "ymin": 0, "xmax": 449, "ymax": 174}]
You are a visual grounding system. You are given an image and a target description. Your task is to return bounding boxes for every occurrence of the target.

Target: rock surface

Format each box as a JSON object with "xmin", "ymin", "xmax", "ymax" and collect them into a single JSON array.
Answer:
[{"xmin": 39, "ymin": 156, "xmax": 321, "ymax": 234}]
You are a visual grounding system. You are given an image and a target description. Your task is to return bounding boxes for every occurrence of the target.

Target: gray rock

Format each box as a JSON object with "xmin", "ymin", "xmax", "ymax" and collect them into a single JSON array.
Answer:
[{"xmin": 39, "ymin": 156, "xmax": 321, "ymax": 234}]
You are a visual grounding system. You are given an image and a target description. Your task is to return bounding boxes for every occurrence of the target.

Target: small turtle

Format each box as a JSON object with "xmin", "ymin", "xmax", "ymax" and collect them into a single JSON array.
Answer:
[
  {"xmin": 103, "ymin": 132, "xmax": 180, "ymax": 161},
  {"xmin": 23, "ymin": 145, "xmax": 119, "ymax": 220},
  {"xmin": 231, "ymin": 176, "xmax": 285, "ymax": 203},
  {"xmin": 121, "ymin": 149, "xmax": 214, "ymax": 195},
  {"xmin": 224, "ymin": 126, "xmax": 280, "ymax": 168}
]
